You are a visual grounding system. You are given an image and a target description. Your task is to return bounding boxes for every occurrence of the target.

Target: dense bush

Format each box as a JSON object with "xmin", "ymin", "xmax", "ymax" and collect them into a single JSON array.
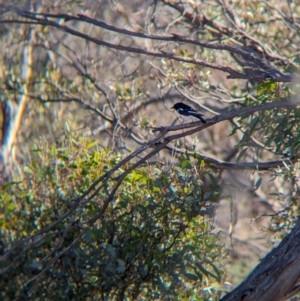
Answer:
[{"xmin": 0, "ymin": 136, "xmax": 225, "ymax": 300}]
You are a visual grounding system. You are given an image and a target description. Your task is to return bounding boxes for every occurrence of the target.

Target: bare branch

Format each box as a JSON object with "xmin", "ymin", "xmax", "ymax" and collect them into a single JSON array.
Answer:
[
  {"xmin": 162, "ymin": 0, "xmax": 298, "ymax": 69},
  {"xmin": 1, "ymin": 5, "xmax": 298, "ymax": 82},
  {"xmin": 161, "ymin": 143, "xmax": 295, "ymax": 171}
]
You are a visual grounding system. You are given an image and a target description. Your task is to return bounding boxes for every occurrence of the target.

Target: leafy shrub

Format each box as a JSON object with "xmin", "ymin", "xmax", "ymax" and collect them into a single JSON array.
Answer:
[{"xmin": 0, "ymin": 137, "xmax": 226, "ymax": 301}]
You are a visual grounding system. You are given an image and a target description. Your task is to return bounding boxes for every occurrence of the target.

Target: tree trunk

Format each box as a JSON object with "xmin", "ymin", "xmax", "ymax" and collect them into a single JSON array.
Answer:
[
  {"xmin": 221, "ymin": 218, "xmax": 300, "ymax": 301},
  {"xmin": 0, "ymin": 31, "xmax": 34, "ymax": 178}
]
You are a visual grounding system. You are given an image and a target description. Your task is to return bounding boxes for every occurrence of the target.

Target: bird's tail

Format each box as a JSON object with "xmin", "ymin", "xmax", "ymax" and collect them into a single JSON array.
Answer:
[{"xmin": 190, "ymin": 112, "xmax": 206, "ymax": 123}]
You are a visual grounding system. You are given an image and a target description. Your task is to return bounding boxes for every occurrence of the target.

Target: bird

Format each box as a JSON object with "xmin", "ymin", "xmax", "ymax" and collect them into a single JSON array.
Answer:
[{"xmin": 171, "ymin": 102, "xmax": 206, "ymax": 123}]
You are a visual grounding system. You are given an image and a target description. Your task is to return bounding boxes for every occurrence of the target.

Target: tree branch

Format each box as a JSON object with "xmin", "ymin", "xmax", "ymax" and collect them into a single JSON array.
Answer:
[
  {"xmin": 1, "ymin": 5, "xmax": 299, "ymax": 82},
  {"xmin": 160, "ymin": 143, "xmax": 295, "ymax": 171}
]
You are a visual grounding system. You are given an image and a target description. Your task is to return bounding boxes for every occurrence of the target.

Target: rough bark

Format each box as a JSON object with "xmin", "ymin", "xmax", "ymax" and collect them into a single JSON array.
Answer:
[{"xmin": 221, "ymin": 218, "xmax": 300, "ymax": 301}]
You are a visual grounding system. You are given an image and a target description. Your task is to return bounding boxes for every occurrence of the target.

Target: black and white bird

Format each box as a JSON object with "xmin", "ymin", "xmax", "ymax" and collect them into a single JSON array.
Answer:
[{"xmin": 171, "ymin": 102, "xmax": 206, "ymax": 123}]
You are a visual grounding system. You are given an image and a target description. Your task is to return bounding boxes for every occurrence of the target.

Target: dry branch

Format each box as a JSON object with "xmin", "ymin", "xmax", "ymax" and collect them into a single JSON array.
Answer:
[{"xmin": 1, "ymin": 5, "xmax": 299, "ymax": 82}]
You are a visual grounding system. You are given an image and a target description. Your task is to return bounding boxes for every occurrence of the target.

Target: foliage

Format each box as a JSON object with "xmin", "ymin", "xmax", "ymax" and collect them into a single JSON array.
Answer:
[
  {"xmin": 1, "ymin": 0, "xmax": 300, "ymax": 300},
  {"xmin": 0, "ymin": 137, "xmax": 225, "ymax": 300}
]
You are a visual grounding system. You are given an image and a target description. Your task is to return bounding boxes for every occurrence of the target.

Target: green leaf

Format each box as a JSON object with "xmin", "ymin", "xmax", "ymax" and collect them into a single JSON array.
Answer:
[
  {"xmin": 248, "ymin": 116, "xmax": 260, "ymax": 136},
  {"xmin": 185, "ymin": 196, "xmax": 194, "ymax": 202},
  {"xmin": 184, "ymin": 272, "xmax": 198, "ymax": 281},
  {"xmin": 1, "ymin": 181, "xmax": 22, "ymax": 191},
  {"xmin": 236, "ymin": 148, "xmax": 248, "ymax": 163},
  {"xmin": 254, "ymin": 177, "xmax": 262, "ymax": 190},
  {"xmin": 257, "ymin": 81, "xmax": 277, "ymax": 96},
  {"xmin": 195, "ymin": 262, "xmax": 218, "ymax": 280},
  {"xmin": 50, "ymin": 145, "xmax": 56, "ymax": 155},
  {"xmin": 282, "ymin": 160, "xmax": 291, "ymax": 171},
  {"xmin": 181, "ymin": 158, "xmax": 191, "ymax": 169},
  {"xmin": 87, "ymin": 141, "xmax": 97, "ymax": 149},
  {"xmin": 23, "ymin": 166, "xmax": 33, "ymax": 174}
]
